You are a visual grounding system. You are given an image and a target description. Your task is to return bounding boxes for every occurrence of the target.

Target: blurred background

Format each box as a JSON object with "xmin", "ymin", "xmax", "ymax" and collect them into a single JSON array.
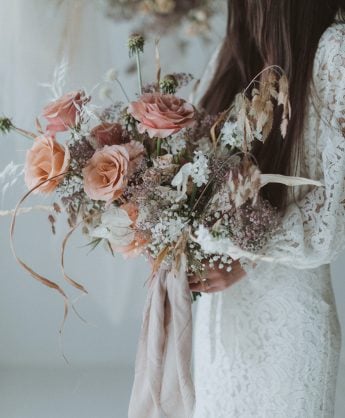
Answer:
[{"xmin": 0, "ymin": 1, "xmax": 344, "ymax": 417}]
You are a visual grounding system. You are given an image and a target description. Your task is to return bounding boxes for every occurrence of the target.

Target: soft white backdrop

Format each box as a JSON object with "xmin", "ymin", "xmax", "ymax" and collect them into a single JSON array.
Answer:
[{"xmin": 0, "ymin": 1, "xmax": 344, "ymax": 417}]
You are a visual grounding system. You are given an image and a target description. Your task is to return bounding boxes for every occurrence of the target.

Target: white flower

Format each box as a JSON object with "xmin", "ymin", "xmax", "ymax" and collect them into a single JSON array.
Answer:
[
  {"xmin": 171, "ymin": 162, "xmax": 193, "ymax": 201},
  {"xmin": 162, "ymin": 135, "xmax": 187, "ymax": 156},
  {"xmin": 190, "ymin": 151, "xmax": 210, "ymax": 187},
  {"xmin": 193, "ymin": 225, "xmax": 246, "ymax": 261},
  {"xmin": 220, "ymin": 121, "xmax": 243, "ymax": 149},
  {"xmin": 171, "ymin": 151, "xmax": 210, "ymax": 200},
  {"xmin": 151, "ymin": 215, "xmax": 187, "ymax": 245},
  {"xmin": 156, "ymin": 186, "xmax": 184, "ymax": 203},
  {"xmin": 90, "ymin": 206, "xmax": 135, "ymax": 246}
]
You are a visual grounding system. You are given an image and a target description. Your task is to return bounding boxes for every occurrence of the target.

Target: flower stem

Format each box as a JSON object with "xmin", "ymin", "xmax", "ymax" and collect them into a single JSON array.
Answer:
[
  {"xmin": 13, "ymin": 126, "xmax": 35, "ymax": 141},
  {"xmin": 190, "ymin": 184, "xmax": 198, "ymax": 207},
  {"xmin": 115, "ymin": 79, "xmax": 130, "ymax": 102},
  {"xmin": 156, "ymin": 138, "xmax": 162, "ymax": 156},
  {"xmin": 136, "ymin": 51, "xmax": 143, "ymax": 95}
]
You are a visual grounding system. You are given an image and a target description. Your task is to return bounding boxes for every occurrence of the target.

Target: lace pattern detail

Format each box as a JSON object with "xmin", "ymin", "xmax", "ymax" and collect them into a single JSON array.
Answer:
[{"xmin": 193, "ymin": 23, "xmax": 344, "ymax": 418}]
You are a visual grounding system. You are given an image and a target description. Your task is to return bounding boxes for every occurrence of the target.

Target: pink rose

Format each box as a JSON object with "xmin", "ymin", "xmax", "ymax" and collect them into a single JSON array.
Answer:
[
  {"xmin": 83, "ymin": 141, "xmax": 145, "ymax": 203},
  {"xmin": 24, "ymin": 135, "xmax": 70, "ymax": 194},
  {"xmin": 90, "ymin": 122, "xmax": 123, "ymax": 147},
  {"xmin": 42, "ymin": 90, "xmax": 88, "ymax": 133},
  {"xmin": 112, "ymin": 203, "xmax": 148, "ymax": 258},
  {"xmin": 128, "ymin": 93, "xmax": 196, "ymax": 138},
  {"xmin": 83, "ymin": 145, "xmax": 129, "ymax": 203}
]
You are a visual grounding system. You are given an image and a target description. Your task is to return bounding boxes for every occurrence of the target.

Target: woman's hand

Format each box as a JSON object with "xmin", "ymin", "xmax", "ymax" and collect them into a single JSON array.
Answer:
[{"xmin": 189, "ymin": 260, "xmax": 246, "ymax": 294}]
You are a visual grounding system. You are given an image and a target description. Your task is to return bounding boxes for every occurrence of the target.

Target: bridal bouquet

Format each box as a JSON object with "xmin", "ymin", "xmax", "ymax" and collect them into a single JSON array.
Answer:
[{"xmin": 0, "ymin": 35, "xmax": 322, "ymax": 417}]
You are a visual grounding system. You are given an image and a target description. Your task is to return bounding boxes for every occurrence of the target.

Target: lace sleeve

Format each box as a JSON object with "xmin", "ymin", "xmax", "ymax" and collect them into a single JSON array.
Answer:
[{"xmin": 259, "ymin": 24, "xmax": 345, "ymax": 269}]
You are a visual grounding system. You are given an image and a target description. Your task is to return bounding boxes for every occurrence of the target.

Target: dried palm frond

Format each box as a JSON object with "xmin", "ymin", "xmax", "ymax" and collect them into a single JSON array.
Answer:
[
  {"xmin": 239, "ymin": 68, "xmax": 291, "ymax": 146},
  {"xmin": 228, "ymin": 158, "xmax": 262, "ymax": 208}
]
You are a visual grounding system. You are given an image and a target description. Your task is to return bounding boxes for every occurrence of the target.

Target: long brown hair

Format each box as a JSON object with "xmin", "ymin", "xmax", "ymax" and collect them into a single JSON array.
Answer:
[{"xmin": 201, "ymin": 0, "xmax": 345, "ymax": 208}]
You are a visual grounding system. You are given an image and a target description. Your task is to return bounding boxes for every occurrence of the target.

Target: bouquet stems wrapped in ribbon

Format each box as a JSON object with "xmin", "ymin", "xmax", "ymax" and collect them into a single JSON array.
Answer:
[{"xmin": 0, "ymin": 35, "xmax": 322, "ymax": 418}]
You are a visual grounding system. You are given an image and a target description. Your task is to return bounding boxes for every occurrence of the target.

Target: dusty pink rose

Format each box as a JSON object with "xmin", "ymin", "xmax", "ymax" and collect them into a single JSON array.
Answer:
[
  {"xmin": 128, "ymin": 93, "xmax": 196, "ymax": 138},
  {"xmin": 83, "ymin": 141, "xmax": 145, "ymax": 202},
  {"xmin": 42, "ymin": 90, "xmax": 88, "ymax": 133},
  {"xmin": 24, "ymin": 135, "xmax": 70, "ymax": 194},
  {"xmin": 113, "ymin": 203, "xmax": 148, "ymax": 258},
  {"xmin": 83, "ymin": 145, "xmax": 129, "ymax": 202},
  {"xmin": 90, "ymin": 122, "xmax": 123, "ymax": 147}
]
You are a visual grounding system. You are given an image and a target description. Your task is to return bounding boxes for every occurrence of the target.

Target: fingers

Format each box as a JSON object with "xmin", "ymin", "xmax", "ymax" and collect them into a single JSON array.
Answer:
[
  {"xmin": 189, "ymin": 261, "xmax": 246, "ymax": 294},
  {"xmin": 188, "ymin": 274, "xmax": 201, "ymax": 284}
]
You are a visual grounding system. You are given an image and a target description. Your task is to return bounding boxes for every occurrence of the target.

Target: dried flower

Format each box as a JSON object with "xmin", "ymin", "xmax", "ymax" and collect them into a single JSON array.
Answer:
[
  {"xmin": 152, "ymin": 0, "xmax": 176, "ymax": 14},
  {"xmin": 128, "ymin": 34, "xmax": 145, "ymax": 57},
  {"xmin": 68, "ymin": 138, "xmax": 96, "ymax": 172},
  {"xmin": 0, "ymin": 117, "xmax": 13, "ymax": 134},
  {"xmin": 227, "ymin": 199, "xmax": 280, "ymax": 252},
  {"xmin": 160, "ymin": 74, "xmax": 179, "ymax": 94},
  {"xmin": 228, "ymin": 160, "xmax": 262, "ymax": 208},
  {"xmin": 48, "ymin": 214, "xmax": 56, "ymax": 235}
]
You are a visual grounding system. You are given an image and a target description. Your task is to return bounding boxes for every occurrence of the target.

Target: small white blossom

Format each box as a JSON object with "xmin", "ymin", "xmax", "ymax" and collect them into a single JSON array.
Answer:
[
  {"xmin": 220, "ymin": 121, "xmax": 243, "ymax": 149},
  {"xmin": 99, "ymin": 86, "xmax": 113, "ymax": 101},
  {"xmin": 162, "ymin": 135, "xmax": 187, "ymax": 155},
  {"xmin": 151, "ymin": 214, "xmax": 188, "ymax": 246},
  {"xmin": 105, "ymin": 68, "xmax": 119, "ymax": 82},
  {"xmin": 190, "ymin": 151, "xmax": 210, "ymax": 187},
  {"xmin": 171, "ymin": 151, "xmax": 210, "ymax": 200}
]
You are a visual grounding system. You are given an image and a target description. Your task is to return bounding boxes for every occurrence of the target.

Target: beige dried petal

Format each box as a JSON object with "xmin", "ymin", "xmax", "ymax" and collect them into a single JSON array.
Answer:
[
  {"xmin": 280, "ymin": 118, "xmax": 289, "ymax": 138},
  {"xmin": 278, "ymin": 75, "xmax": 289, "ymax": 105},
  {"xmin": 228, "ymin": 162, "xmax": 262, "ymax": 208}
]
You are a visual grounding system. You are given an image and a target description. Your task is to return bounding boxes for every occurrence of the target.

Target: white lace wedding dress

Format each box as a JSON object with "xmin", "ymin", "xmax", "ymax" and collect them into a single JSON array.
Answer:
[{"xmin": 193, "ymin": 23, "xmax": 344, "ymax": 418}]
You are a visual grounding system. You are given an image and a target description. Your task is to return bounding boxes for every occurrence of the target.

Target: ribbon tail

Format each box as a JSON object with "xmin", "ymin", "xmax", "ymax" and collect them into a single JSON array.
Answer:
[
  {"xmin": 161, "ymin": 255, "xmax": 195, "ymax": 418},
  {"xmin": 128, "ymin": 269, "xmax": 168, "ymax": 418},
  {"xmin": 128, "ymin": 258, "xmax": 195, "ymax": 418}
]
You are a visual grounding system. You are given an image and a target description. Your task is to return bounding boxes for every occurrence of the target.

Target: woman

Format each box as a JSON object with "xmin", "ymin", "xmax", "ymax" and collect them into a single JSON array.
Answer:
[{"xmin": 190, "ymin": 1, "xmax": 345, "ymax": 417}]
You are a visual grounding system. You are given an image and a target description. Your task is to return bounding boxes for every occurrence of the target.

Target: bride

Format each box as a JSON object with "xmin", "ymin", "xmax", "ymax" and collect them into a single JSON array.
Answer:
[{"xmin": 191, "ymin": 1, "xmax": 345, "ymax": 417}]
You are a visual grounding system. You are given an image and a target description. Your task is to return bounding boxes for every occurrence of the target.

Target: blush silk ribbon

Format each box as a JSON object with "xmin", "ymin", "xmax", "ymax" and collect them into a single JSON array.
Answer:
[{"xmin": 128, "ymin": 255, "xmax": 195, "ymax": 418}]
